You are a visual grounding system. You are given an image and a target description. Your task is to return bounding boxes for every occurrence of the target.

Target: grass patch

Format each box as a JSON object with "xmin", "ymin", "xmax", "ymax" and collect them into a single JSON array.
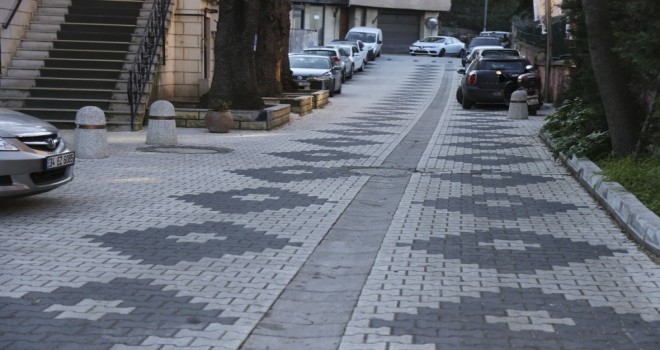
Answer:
[{"xmin": 598, "ymin": 155, "xmax": 660, "ymax": 216}]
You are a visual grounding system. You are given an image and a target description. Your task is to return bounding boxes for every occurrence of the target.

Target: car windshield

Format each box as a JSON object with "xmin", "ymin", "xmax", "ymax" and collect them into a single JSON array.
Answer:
[
  {"xmin": 420, "ymin": 37, "xmax": 445, "ymax": 43},
  {"xmin": 470, "ymin": 37, "xmax": 501, "ymax": 48},
  {"xmin": 479, "ymin": 60, "xmax": 526, "ymax": 71},
  {"xmin": 346, "ymin": 32, "xmax": 376, "ymax": 43},
  {"xmin": 289, "ymin": 56, "xmax": 331, "ymax": 69}
]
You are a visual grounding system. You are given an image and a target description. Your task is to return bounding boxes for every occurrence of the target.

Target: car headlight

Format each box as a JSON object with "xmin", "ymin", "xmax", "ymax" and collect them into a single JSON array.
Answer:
[{"xmin": 0, "ymin": 137, "xmax": 19, "ymax": 151}]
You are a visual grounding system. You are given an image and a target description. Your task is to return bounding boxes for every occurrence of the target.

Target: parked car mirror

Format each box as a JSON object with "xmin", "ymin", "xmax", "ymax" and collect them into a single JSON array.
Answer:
[{"xmin": 457, "ymin": 68, "xmax": 466, "ymax": 74}]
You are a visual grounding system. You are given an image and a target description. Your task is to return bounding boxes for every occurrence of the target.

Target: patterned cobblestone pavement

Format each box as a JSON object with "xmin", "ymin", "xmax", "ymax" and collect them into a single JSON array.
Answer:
[{"xmin": 0, "ymin": 55, "xmax": 658, "ymax": 350}]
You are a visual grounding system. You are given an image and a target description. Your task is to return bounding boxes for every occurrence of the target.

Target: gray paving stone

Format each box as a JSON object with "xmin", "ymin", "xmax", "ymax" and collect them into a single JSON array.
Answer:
[{"xmin": 1, "ymin": 54, "xmax": 657, "ymax": 350}]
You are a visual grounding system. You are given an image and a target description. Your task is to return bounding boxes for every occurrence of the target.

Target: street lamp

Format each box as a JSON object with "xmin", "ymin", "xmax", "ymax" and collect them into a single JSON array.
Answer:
[{"xmin": 483, "ymin": 0, "xmax": 488, "ymax": 32}]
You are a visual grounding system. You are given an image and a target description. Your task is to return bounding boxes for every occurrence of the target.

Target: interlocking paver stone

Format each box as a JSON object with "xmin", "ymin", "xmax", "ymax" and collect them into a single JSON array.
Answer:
[{"xmin": 0, "ymin": 54, "xmax": 657, "ymax": 350}]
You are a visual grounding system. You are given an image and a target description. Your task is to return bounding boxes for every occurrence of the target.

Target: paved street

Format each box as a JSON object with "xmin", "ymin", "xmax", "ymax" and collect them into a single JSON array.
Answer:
[{"xmin": 1, "ymin": 54, "xmax": 659, "ymax": 350}]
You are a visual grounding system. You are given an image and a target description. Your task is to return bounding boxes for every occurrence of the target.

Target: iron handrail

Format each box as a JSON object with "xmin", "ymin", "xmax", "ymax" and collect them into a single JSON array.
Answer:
[
  {"xmin": 127, "ymin": 0, "xmax": 171, "ymax": 130},
  {"xmin": 3, "ymin": 0, "xmax": 22, "ymax": 29}
]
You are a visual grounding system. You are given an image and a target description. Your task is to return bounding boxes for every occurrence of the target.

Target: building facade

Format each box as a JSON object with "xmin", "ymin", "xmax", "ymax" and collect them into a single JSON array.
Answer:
[
  {"xmin": 292, "ymin": 0, "xmax": 452, "ymax": 54},
  {"xmin": 0, "ymin": 0, "xmax": 453, "ymax": 105}
]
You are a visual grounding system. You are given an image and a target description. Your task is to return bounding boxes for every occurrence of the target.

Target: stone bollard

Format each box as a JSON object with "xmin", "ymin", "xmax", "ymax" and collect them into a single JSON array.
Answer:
[
  {"xmin": 507, "ymin": 90, "xmax": 528, "ymax": 120},
  {"xmin": 146, "ymin": 100, "xmax": 177, "ymax": 146},
  {"xmin": 74, "ymin": 106, "xmax": 108, "ymax": 158}
]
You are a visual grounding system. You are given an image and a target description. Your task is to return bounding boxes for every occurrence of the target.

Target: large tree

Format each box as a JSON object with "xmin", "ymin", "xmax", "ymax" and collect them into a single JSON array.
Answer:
[
  {"xmin": 208, "ymin": 0, "xmax": 265, "ymax": 110},
  {"xmin": 208, "ymin": 0, "xmax": 295, "ymax": 110},
  {"xmin": 581, "ymin": 0, "xmax": 641, "ymax": 156},
  {"xmin": 255, "ymin": 0, "xmax": 297, "ymax": 97}
]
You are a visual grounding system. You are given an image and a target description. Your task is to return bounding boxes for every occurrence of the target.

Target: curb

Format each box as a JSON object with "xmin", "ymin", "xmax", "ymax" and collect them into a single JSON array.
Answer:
[{"xmin": 540, "ymin": 132, "xmax": 660, "ymax": 256}]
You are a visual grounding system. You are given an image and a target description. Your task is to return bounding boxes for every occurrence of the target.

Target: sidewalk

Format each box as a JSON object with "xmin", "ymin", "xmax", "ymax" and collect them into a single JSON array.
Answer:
[{"xmin": 0, "ymin": 54, "xmax": 658, "ymax": 350}]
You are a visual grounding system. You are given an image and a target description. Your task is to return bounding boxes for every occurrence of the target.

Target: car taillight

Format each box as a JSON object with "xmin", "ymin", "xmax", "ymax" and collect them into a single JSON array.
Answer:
[
  {"xmin": 467, "ymin": 72, "xmax": 477, "ymax": 85},
  {"xmin": 330, "ymin": 56, "xmax": 340, "ymax": 63}
]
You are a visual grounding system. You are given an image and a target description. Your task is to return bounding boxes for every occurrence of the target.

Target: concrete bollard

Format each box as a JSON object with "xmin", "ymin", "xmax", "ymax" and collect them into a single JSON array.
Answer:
[
  {"xmin": 74, "ymin": 106, "xmax": 108, "ymax": 158},
  {"xmin": 146, "ymin": 100, "xmax": 177, "ymax": 146},
  {"xmin": 507, "ymin": 90, "xmax": 528, "ymax": 120}
]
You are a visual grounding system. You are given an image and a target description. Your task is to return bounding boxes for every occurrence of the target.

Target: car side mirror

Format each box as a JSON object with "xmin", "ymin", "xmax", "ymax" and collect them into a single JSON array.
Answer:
[
  {"xmin": 525, "ymin": 64, "xmax": 534, "ymax": 72},
  {"xmin": 332, "ymin": 66, "xmax": 342, "ymax": 71},
  {"xmin": 457, "ymin": 68, "xmax": 466, "ymax": 74},
  {"xmin": 378, "ymin": 40, "xmax": 382, "ymax": 44}
]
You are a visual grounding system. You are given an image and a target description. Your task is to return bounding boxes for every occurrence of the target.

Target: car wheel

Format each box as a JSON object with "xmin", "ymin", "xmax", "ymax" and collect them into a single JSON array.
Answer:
[
  {"xmin": 359, "ymin": 62, "xmax": 365, "ymax": 72},
  {"xmin": 528, "ymin": 106, "xmax": 538, "ymax": 116},
  {"xmin": 456, "ymin": 88, "xmax": 463, "ymax": 104},
  {"xmin": 458, "ymin": 49, "xmax": 465, "ymax": 58},
  {"xmin": 336, "ymin": 85, "xmax": 342, "ymax": 95},
  {"xmin": 411, "ymin": 53, "xmax": 416, "ymax": 56},
  {"xmin": 341, "ymin": 71, "xmax": 346, "ymax": 83},
  {"xmin": 438, "ymin": 49, "xmax": 446, "ymax": 57},
  {"xmin": 348, "ymin": 64, "xmax": 354, "ymax": 79},
  {"xmin": 461, "ymin": 96, "xmax": 473, "ymax": 109}
]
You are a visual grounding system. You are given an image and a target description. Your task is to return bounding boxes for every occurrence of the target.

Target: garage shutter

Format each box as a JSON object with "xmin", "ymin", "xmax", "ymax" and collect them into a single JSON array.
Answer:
[{"xmin": 378, "ymin": 10, "xmax": 421, "ymax": 54}]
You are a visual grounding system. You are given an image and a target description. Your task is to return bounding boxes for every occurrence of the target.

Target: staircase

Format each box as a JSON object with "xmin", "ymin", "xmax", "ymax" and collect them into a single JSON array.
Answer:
[{"xmin": 0, "ymin": 0, "xmax": 167, "ymax": 130}]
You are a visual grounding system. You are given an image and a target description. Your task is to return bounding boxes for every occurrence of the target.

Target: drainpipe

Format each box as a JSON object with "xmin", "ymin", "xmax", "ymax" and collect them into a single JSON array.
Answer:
[{"xmin": 545, "ymin": 0, "xmax": 552, "ymax": 103}]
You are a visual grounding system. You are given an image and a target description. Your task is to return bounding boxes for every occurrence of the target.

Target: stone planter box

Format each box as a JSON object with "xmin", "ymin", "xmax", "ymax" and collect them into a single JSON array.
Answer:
[
  {"xmin": 262, "ymin": 95, "xmax": 313, "ymax": 116},
  {"xmin": 174, "ymin": 104, "xmax": 290, "ymax": 130},
  {"xmin": 231, "ymin": 104, "xmax": 291, "ymax": 130},
  {"xmin": 283, "ymin": 90, "xmax": 329, "ymax": 109}
]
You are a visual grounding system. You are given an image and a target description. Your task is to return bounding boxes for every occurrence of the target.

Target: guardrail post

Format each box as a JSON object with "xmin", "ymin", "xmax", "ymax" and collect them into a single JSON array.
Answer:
[
  {"xmin": 146, "ymin": 100, "xmax": 177, "ymax": 145},
  {"xmin": 74, "ymin": 106, "xmax": 108, "ymax": 159},
  {"xmin": 507, "ymin": 90, "xmax": 529, "ymax": 120}
]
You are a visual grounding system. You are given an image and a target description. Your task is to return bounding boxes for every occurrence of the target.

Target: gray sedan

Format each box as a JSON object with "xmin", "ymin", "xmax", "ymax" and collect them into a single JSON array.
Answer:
[{"xmin": 0, "ymin": 108, "xmax": 75, "ymax": 198}]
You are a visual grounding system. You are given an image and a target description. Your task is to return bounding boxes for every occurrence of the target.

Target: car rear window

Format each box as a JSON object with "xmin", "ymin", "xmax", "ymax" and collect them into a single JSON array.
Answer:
[
  {"xmin": 480, "ymin": 49, "xmax": 519, "ymax": 57},
  {"xmin": 479, "ymin": 60, "xmax": 526, "ymax": 71},
  {"xmin": 469, "ymin": 37, "xmax": 501, "ymax": 48},
  {"xmin": 303, "ymin": 50, "xmax": 334, "ymax": 57},
  {"xmin": 289, "ymin": 56, "xmax": 331, "ymax": 69}
]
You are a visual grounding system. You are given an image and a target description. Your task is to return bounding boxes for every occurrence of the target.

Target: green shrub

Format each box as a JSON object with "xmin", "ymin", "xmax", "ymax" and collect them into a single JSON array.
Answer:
[
  {"xmin": 542, "ymin": 97, "xmax": 611, "ymax": 159},
  {"xmin": 599, "ymin": 156, "xmax": 660, "ymax": 215}
]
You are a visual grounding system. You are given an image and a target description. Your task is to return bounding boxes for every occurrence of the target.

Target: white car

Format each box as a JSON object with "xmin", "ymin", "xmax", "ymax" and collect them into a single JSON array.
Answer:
[
  {"xmin": 463, "ymin": 46, "xmax": 519, "ymax": 67},
  {"xmin": 332, "ymin": 44, "xmax": 365, "ymax": 73},
  {"xmin": 409, "ymin": 36, "xmax": 465, "ymax": 57},
  {"xmin": 345, "ymin": 27, "xmax": 383, "ymax": 61},
  {"xmin": 328, "ymin": 39, "xmax": 368, "ymax": 71}
]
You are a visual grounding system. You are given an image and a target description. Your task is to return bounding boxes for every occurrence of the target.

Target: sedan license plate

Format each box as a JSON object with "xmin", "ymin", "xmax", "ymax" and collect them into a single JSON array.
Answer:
[{"xmin": 45, "ymin": 152, "xmax": 75, "ymax": 170}]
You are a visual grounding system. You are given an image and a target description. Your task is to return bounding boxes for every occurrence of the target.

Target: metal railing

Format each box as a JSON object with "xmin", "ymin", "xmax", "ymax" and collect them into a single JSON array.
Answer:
[
  {"xmin": 2, "ymin": 0, "xmax": 22, "ymax": 29},
  {"xmin": 127, "ymin": 0, "xmax": 171, "ymax": 130}
]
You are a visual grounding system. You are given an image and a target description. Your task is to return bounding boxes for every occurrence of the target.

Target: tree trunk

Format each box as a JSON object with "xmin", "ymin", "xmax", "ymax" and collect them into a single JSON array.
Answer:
[
  {"xmin": 581, "ymin": 0, "xmax": 641, "ymax": 156},
  {"xmin": 255, "ymin": 0, "xmax": 296, "ymax": 96},
  {"xmin": 208, "ymin": 0, "xmax": 265, "ymax": 110}
]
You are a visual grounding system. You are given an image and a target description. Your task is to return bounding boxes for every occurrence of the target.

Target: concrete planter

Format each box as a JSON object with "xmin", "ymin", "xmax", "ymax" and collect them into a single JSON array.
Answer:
[{"xmin": 174, "ymin": 104, "xmax": 290, "ymax": 130}]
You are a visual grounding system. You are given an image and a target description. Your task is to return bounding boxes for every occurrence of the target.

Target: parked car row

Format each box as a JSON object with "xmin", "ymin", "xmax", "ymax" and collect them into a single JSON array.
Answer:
[{"xmin": 289, "ymin": 27, "xmax": 383, "ymax": 97}]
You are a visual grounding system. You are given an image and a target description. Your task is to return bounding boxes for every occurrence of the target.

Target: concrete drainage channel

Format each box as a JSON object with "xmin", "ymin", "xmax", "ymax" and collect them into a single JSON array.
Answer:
[
  {"xmin": 137, "ymin": 146, "xmax": 232, "ymax": 154},
  {"xmin": 349, "ymin": 167, "xmax": 414, "ymax": 177}
]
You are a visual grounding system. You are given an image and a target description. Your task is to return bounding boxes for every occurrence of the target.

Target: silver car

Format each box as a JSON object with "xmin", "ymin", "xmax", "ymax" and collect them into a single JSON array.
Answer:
[
  {"xmin": 0, "ymin": 108, "xmax": 75, "ymax": 198},
  {"xmin": 289, "ymin": 54, "xmax": 343, "ymax": 96}
]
